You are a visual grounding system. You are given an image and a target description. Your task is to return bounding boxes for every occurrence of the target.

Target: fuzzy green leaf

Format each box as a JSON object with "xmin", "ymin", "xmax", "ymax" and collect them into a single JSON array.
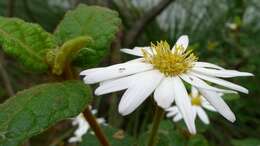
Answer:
[
  {"xmin": 0, "ymin": 17, "xmax": 57, "ymax": 72},
  {"xmin": 0, "ymin": 80, "xmax": 92, "ymax": 146},
  {"xmin": 54, "ymin": 4, "xmax": 121, "ymax": 68}
]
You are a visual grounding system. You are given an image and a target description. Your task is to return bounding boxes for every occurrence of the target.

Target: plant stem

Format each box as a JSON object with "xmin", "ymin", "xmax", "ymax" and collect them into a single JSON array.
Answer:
[
  {"xmin": 83, "ymin": 106, "xmax": 110, "ymax": 146},
  {"xmin": 0, "ymin": 53, "xmax": 14, "ymax": 96},
  {"xmin": 147, "ymin": 105, "xmax": 164, "ymax": 146},
  {"xmin": 63, "ymin": 62, "xmax": 110, "ymax": 146},
  {"xmin": 63, "ymin": 62, "xmax": 75, "ymax": 80}
]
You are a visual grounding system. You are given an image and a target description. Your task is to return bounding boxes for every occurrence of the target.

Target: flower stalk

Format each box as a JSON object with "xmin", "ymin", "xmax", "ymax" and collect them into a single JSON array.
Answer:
[
  {"xmin": 83, "ymin": 106, "xmax": 110, "ymax": 146},
  {"xmin": 63, "ymin": 62, "xmax": 110, "ymax": 146},
  {"xmin": 147, "ymin": 105, "xmax": 164, "ymax": 146}
]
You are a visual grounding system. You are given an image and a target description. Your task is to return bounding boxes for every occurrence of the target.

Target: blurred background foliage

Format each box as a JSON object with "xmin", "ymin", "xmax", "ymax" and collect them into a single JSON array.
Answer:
[{"xmin": 0, "ymin": 0, "xmax": 259, "ymax": 146}]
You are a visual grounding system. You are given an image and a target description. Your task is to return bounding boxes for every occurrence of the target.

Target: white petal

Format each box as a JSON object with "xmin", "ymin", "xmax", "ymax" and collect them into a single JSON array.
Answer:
[
  {"xmin": 191, "ymin": 86, "xmax": 199, "ymax": 97},
  {"xmin": 173, "ymin": 113, "xmax": 183, "ymax": 122},
  {"xmin": 84, "ymin": 62, "xmax": 153, "ymax": 84},
  {"xmin": 194, "ymin": 62, "xmax": 224, "ymax": 70},
  {"xmin": 192, "ymin": 67, "xmax": 254, "ymax": 78},
  {"xmin": 202, "ymin": 102, "xmax": 217, "ymax": 112},
  {"xmin": 166, "ymin": 106, "xmax": 179, "ymax": 118},
  {"xmin": 95, "ymin": 75, "xmax": 134, "ymax": 95},
  {"xmin": 154, "ymin": 77, "xmax": 175, "ymax": 109},
  {"xmin": 190, "ymin": 72, "xmax": 249, "ymax": 94},
  {"xmin": 118, "ymin": 70, "xmax": 163, "ymax": 115},
  {"xmin": 80, "ymin": 67, "xmax": 103, "ymax": 76},
  {"xmin": 97, "ymin": 118, "xmax": 105, "ymax": 124},
  {"xmin": 198, "ymin": 88, "xmax": 236, "ymax": 122},
  {"xmin": 172, "ymin": 35, "xmax": 189, "ymax": 52},
  {"xmin": 172, "ymin": 76, "xmax": 196, "ymax": 134},
  {"xmin": 195, "ymin": 106, "xmax": 210, "ymax": 124},
  {"xmin": 180, "ymin": 74, "xmax": 236, "ymax": 93},
  {"xmin": 120, "ymin": 47, "xmax": 152, "ymax": 56}
]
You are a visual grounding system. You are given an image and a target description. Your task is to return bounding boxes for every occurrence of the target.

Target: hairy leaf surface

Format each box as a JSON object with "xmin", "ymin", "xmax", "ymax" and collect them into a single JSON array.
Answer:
[
  {"xmin": 0, "ymin": 81, "xmax": 92, "ymax": 146},
  {"xmin": 0, "ymin": 17, "xmax": 57, "ymax": 72}
]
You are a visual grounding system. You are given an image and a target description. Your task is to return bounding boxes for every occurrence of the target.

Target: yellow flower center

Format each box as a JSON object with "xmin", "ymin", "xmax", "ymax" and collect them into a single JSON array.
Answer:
[
  {"xmin": 191, "ymin": 95, "xmax": 202, "ymax": 106},
  {"xmin": 142, "ymin": 41, "xmax": 198, "ymax": 76}
]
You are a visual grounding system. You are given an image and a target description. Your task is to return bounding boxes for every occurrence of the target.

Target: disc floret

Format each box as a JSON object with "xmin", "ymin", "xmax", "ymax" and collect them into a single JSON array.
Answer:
[
  {"xmin": 142, "ymin": 41, "xmax": 198, "ymax": 76},
  {"xmin": 191, "ymin": 95, "xmax": 202, "ymax": 106}
]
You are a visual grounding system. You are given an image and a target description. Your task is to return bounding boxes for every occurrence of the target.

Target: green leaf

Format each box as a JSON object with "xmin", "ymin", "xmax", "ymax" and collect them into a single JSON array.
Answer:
[
  {"xmin": 0, "ymin": 80, "xmax": 92, "ymax": 146},
  {"xmin": 231, "ymin": 138, "xmax": 260, "ymax": 146},
  {"xmin": 54, "ymin": 4, "xmax": 121, "ymax": 68},
  {"xmin": 0, "ymin": 17, "xmax": 57, "ymax": 72},
  {"xmin": 79, "ymin": 126, "xmax": 134, "ymax": 146},
  {"xmin": 188, "ymin": 135, "xmax": 209, "ymax": 146}
]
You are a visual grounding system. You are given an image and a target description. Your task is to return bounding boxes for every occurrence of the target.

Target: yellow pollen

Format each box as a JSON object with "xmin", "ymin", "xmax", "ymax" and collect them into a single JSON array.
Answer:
[
  {"xmin": 191, "ymin": 95, "xmax": 202, "ymax": 106},
  {"xmin": 142, "ymin": 41, "xmax": 198, "ymax": 76}
]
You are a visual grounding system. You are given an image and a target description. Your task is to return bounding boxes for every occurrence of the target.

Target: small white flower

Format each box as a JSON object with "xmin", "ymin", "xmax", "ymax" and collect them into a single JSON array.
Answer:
[
  {"xmin": 69, "ymin": 111, "xmax": 105, "ymax": 143},
  {"xmin": 167, "ymin": 87, "xmax": 217, "ymax": 128},
  {"xmin": 80, "ymin": 35, "xmax": 253, "ymax": 134}
]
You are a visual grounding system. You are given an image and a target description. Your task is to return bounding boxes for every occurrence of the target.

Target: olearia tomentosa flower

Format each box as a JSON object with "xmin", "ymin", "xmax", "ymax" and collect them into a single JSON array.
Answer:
[
  {"xmin": 80, "ymin": 35, "xmax": 253, "ymax": 134},
  {"xmin": 166, "ymin": 87, "xmax": 218, "ymax": 132}
]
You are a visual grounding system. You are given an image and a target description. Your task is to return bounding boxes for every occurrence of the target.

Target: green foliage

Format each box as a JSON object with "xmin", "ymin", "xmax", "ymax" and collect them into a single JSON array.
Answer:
[
  {"xmin": 231, "ymin": 138, "xmax": 260, "ymax": 146},
  {"xmin": 47, "ymin": 36, "xmax": 93, "ymax": 75},
  {"xmin": 54, "ymin": 4, "xmax": 121, "ymax": 68},
  {"xmin": 138, "ymin": 121, "xmax": 209, "ymax": 146},
  {"xmin": 138, "ymin": 121, "xmax": 182, "ymax": 146},
  {"xmin": 222, "ymin": 93, "xmax": 240, "ymax": 101},
  {"xmin": 188, "ymin": 135, "xmax": 209, "ymax": 146},
  {"xmin": 0, "ymin": 80, "xmax": 92, "ymax": 146},
  {"xmin": 80, "ymin": 126, "xmax": 134, "ymax": 146},
  {"xmin": 0, "ymin": 17, "xmax": 57, "ymax": 72},
  {"xmin": 0, "ymin": 0, "xmax": 66, "ymax": 31}
]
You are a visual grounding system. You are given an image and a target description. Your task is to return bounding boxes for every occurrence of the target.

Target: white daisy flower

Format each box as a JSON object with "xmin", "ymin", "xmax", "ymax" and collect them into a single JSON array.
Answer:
[
  {"xmin": 69, "ymin": 110, "xmax": 105, "ymax": 143},
  {"xmin": 167, "ymin": 87, "xmax": 217, "ymax": 128},
  {"xmin": 80, "ymin": 35, "xmax": 253, "ymax": 134}
]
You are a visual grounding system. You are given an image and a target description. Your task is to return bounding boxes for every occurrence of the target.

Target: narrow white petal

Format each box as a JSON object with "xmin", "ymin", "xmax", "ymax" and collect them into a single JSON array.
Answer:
[
  {"xmin": 118, "ymin": 70, "xmax": 163, "ymax": 115},
  {"xmin": 195, "ymin": 106, "xmax": 210, "ymax": 124},
  {"xmin": 202, "ymin": 102, "xmax": 217, "ymax": 112},
  {"xmin": 191, "ymin": 72, "xmax": 249, "ymax": 94},
  {"xmin": 166, "ymin": 106, "xmax": 178, "ymax": 112},
  {"xmin": 199, "ymin": 88, "xmax": 236, "ymax": 122},
  {"xmin": 120, "ymin": 48, "xmax": 142, "ymax": 56},
  {"xmin": 191, "ymin": 86, "xmax": 199, "ymax": 97},
  {"xmin": 195, "ymin": 62, "xmax": 224, "ymax": 70},
  {"xmin": 120, "ymin": 47, "xmax": 152, "ymax": 56},
  {"xmin": 172, "ymin": 76, "xmax": 196, "ymax": 134},
  {"xmin": 80, "ymin": 68, "xmax": 103, "ymax": 76},
  {"xmin": 95, "ymin": 75, "xmax": 134, "ymax": 95},
  {"xmin": 84, "ymin": 62, "xmax": 153, "ymax": 84},
  {"xmin": 173, "ymin": 113, "xmax": 183, "ymax": 122},
  {"xmin": 166, "ymin": 107, "xmax": 179, "ymax": 118},
  {"xmin": 180, "ymin": 74, "xmax": 237, "ymax": 93},
  {"xmin": 172, "ymin": 35, "xmax": 189, "ymax": 52},
  {"xmin": 192, "ymin": 67, "xmax": 254, "ymax": 78},
  {"xmin": 154, "ymin": 77, "xmax": 175, "ymax": 109}
]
